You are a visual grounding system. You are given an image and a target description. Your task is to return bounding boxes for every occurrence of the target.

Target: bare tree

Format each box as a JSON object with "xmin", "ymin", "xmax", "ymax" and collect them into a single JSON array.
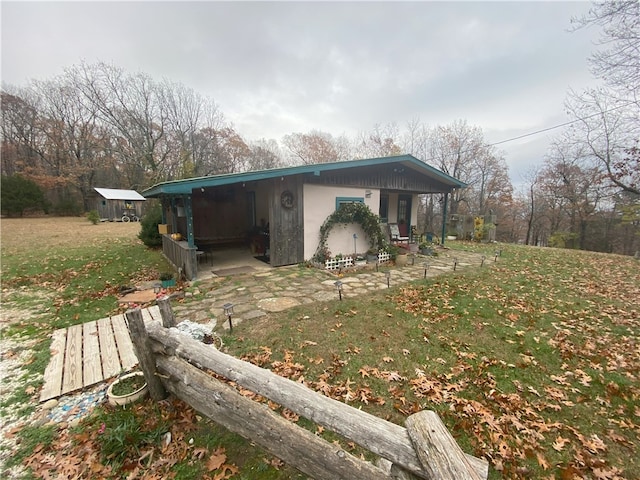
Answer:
[
  {"xmin": 540, "ymin": 140, "xmax": 611, "ymax": 249},
  {"xmin": 31, "ymin": 76, "xmax": 111, "ymax": 209},
  {"xmin": 426, "ymin": 120, "xmax": 486, "ymax": 215},
  {"xmin": 70, "ymin": 62, "xmax": 173, "ymax": 188},
  {"xmin": 571, "ymin": 0, "xmax": 640, "ymax": 94},
  {"xmin": 282, "ymin": 130, "xmax": 341, "ymax": 165},
  {"xmin": 353, "ymin": 122, "xmax": 402, "ymax": 159},
  {"xmin": 564, "ymin": 87, "xmax": 639, "ymax": 195},
  {"xmin": 565, "ymin": 1, "xmax": 640, "ymax": 196},
  {"xmin": 1, "ymin": 88, "xmax": 40, "ymax": 177},
  {"xmin": 246, "ymin": 139, "xmax": 284, "ymax": 171},
  {"xmin": 401, "ymin": 117, "xmax": 429, "ymax": 161}
]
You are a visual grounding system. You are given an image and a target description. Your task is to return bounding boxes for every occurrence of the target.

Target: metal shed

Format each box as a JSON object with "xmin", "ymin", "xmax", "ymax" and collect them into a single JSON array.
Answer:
[{"xmin": 94, "ymin": 188, "xmax": 146, "ymax": 222}]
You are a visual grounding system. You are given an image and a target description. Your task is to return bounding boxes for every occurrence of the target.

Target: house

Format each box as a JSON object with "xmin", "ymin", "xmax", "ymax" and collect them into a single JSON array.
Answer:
[
  {"xmin": 94, "ymin": 188, "xmax": 146, "ymax": 222},
  {"xmin": 142, "ymin": 154, "xmax": 466, "ymax": 279}
]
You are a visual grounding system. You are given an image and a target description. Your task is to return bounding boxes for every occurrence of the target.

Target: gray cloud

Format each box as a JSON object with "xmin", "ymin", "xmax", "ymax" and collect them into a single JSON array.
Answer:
[{"xmin": 2, "ymin": 1, "xmax": 599, "ymax": 179}]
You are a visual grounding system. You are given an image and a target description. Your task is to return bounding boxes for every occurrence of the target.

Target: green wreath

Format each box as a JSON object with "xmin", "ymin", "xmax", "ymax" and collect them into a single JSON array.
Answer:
[{"xmin": 314, "ymin": 202, "xmax": 386, "ymax": 262}]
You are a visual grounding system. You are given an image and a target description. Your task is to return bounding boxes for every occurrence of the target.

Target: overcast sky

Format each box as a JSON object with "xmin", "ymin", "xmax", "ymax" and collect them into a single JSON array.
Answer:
[{"xmin": 2, "ymin": 1, "xmax": 601, "ymax": 187}]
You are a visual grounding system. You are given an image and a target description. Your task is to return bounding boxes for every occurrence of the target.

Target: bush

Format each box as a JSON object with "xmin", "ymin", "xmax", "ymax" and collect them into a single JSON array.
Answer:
[
  {"xmin": 138, "ymin": 202, "xmax": 163, "ymax": 248},
  {"xmin": 0, "ymin": 175, "xmax": 47, "ymax": 216},
  {"xmin": 87, "ymin": 210, "xmax": 100, "ymax": 225}
]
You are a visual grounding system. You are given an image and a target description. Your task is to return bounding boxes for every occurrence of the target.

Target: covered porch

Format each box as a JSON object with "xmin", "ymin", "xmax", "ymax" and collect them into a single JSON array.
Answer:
[{"xmin": 143, "ymin": 155, "xmax": 466, "ymax": 280}]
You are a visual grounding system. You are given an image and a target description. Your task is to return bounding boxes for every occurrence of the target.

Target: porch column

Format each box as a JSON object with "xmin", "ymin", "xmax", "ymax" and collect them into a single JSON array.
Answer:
[
  {"xmin": 170, "ymin": 197, "xmax": 177, "ymax": 233},
  {"xmin": 441, "ymin": 193, "xmax": 448, "ymax": 246},
  {"xmin": 161, "ymin": 197, "xmax": 167, "ymax": 224},
  {"xmin": 185, "ymin": 195, "xmax": 195, "ymax": 248}
]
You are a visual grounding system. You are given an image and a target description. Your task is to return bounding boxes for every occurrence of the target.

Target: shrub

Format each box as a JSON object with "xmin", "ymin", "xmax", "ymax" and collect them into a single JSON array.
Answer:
[
  {"xmin": 0, "ymin": 175, "xmax": 47, "ymax": 217},
  {"xmin": 138, "ymin": 202, "xmax": 163, "ymax": 248},
  {"xmin": 87, "ymin": 210, "xmax": 100, "ymax": 225}
]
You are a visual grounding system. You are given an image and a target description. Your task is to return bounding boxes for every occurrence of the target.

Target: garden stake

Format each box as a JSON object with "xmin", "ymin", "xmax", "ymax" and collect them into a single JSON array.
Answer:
[{"xmin": 223, "ymin": 303, "xmax": 234, "ymax": 332}]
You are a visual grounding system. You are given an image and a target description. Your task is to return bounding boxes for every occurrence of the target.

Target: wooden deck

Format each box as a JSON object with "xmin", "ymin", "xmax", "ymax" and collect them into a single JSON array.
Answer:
[{"xmin": 40, "ymin": 306, "xmax": 162, "ymax": 402}]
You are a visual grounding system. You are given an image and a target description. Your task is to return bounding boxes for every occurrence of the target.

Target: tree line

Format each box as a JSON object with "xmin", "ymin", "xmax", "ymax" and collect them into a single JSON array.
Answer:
[{"xmin": 1, "ymin": 1, "xmax": 637, "ymax": 255}]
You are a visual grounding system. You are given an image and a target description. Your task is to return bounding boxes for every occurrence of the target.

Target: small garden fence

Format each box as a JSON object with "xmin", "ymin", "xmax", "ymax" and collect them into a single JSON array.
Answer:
[
  {"xmin": 321, "ymin": 252, "xmax": 392, "ymax": 271},
  {"xmin": 126, "ymin": 303, "xmax": 489, "ymax": 480}
]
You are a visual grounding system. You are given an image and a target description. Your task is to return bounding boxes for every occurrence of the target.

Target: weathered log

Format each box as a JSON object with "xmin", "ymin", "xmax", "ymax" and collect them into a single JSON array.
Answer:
[
  {"xmin": 377, "ymin": 458, "xmax": 421, "ymax": 479},
  {"xmin": 145, "ymin": 322, "xmax": 487, "ymax": 479},
  {"xmin": 157, "ymin": 355, "xmax": 391, "ymax": 480},
  {"xmin": 125, "ymin": 309, "xmax": 167, "ymax": 400},
  {"xmin": 157, "ymin": 296, "xmax": 176, "ymax": 328},
  {"xmin": 405, "ymin": 410, "xmax": 484, "ymax": 480}
]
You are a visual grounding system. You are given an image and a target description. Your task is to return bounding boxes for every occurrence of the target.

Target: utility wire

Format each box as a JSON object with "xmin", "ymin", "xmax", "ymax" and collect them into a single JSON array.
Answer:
[{"xmin": 486, "ymin": 101, "xmax": 636, "ymax": 147}]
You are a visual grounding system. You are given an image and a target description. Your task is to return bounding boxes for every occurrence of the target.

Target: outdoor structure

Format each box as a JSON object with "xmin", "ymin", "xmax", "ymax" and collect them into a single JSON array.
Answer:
[
  {"xmin": 93, "ymin": 187, "xmax": 146, "ymax": 222},
  {"xmin": 142, "ymin": 155, "xmax": 466, "ymax": 279}
]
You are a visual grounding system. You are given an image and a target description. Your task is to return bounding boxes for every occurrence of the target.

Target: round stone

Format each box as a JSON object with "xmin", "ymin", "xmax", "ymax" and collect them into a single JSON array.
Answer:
[
  {"xmin": 257, "ymin": 297, "xmax": 301, "ymax": 312},
  {"xmin": 41, "ymin": 399, "xmax": 58, "ymax": 410}
]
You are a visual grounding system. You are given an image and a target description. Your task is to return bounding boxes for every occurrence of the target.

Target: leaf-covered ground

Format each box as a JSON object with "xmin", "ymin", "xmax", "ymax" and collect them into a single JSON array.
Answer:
[
  {"xmin": 230, "ymin": 244, "xmax": 640, "ymax": 479},
  {"xmin": 3, "ymin": 219, "xmax": 638, "ymax": 479},
  {"xmin": 20, "ymin": 399, "xmax": 242, "ymax": 480}
]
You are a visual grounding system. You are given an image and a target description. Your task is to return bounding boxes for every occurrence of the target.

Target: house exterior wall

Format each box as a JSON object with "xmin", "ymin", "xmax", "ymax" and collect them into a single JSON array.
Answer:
[{"xmin": 303, "ymin": 184, "xmax": 381, "ymax": 260}]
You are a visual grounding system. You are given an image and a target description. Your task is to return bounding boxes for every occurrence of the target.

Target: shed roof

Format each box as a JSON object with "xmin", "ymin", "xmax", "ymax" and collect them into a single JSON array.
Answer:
[
  {"xmin": 142, "ymin": 154, "xmax": 466, "ymax": 197},
  {"xmin": 94, "ymin": 188, "xmax": 146, "ymax": 201}
]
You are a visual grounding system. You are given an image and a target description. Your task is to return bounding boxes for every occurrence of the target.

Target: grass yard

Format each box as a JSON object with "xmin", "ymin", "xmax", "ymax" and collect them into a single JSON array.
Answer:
[
  {"xmin": 1, "ymin": 217, "xmax": 638, "ymax": 479},
  {"xmin": 1, "ymin": 217, "xmax": 171, "ymax": 331},
  {"xmin": 224, "ymin": 243, "xmax": 640, "ymax": 479}
]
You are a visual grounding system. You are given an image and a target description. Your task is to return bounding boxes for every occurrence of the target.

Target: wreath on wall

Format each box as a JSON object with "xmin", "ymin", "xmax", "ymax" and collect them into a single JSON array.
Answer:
[{"xmin": 314, "ymin": 202, "xmax": 386, "ymax": 262}]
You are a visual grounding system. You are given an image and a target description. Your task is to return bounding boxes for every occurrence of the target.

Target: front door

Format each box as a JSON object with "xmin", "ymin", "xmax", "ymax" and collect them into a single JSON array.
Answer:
[{"xmin": 398, "ymin": 195, "xmax": 412, "ymax": 229}]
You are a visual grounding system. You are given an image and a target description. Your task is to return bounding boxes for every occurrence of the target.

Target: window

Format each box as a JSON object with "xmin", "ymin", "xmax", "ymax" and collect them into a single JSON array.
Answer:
[
  {"xmin": 379, "ymin": 194, "xmax": 389, "ymax": 223},
  {"xmin": 335, "ymin": 197, "xmax": 364, "ymax": 210}
]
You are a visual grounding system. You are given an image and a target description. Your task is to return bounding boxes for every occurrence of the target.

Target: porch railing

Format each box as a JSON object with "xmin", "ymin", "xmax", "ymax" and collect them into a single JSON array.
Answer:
[{"xmin": 161, "ymin": 235, "xmax": 198, "ymax": 280}]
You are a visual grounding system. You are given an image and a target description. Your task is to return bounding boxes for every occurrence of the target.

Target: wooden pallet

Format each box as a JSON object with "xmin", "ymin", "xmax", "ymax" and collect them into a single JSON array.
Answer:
[{"xmin": 39, "ymin": 305, "xmax": 162, "ymax": 402}]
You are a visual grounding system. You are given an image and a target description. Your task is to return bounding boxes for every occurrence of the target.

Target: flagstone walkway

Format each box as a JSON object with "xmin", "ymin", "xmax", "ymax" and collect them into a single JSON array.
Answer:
[{"xmin": 174, "ymin": 248, "xmax": 487, "ymax": 330}]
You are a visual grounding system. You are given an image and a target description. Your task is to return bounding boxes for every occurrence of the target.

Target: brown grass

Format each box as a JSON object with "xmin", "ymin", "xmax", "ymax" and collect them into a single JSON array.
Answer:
[{"xmin": 1, "ymin": 217, "xmax": 141, "ymax": 255}]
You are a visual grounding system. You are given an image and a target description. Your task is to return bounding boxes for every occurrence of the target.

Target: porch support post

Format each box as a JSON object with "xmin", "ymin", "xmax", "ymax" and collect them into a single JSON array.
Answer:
[
  {"xmin": 170, "ymin": 197, "xmax": 177, "ymax": 233},
  {"xmin": 185, "ymin": 195, "xmax": 195, "ymax": 248},
  {"xmin": 160, "ymin": 196, "xmax": 167, "ymax": 224},
  {"xmin": 441, "ymin": 192, "xmax": 449, "ymax": 246}
]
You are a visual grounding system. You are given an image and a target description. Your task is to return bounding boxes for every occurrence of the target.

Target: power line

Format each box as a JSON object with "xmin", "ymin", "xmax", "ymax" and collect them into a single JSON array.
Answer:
[{"xmin": 486, "ymin": 101, "xmax": 636, "ymax": 148}]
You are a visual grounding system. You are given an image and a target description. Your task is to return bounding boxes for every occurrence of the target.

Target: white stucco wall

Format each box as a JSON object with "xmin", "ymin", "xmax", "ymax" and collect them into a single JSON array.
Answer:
[{"xmin": 303, "ymin": 184, "xmax": 380, "ymax": 260}]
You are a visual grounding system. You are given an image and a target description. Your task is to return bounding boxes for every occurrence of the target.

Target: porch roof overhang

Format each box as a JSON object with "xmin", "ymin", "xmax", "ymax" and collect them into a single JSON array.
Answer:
[{"xmin": 142, "ymin": 154, "xmax": 466, "ymax": 198}]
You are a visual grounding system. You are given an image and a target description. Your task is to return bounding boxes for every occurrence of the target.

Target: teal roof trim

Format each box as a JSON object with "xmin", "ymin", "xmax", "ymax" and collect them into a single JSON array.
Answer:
[{"xmin": 142, "ymin": 154, "xmax": 466, "ymax": 197}]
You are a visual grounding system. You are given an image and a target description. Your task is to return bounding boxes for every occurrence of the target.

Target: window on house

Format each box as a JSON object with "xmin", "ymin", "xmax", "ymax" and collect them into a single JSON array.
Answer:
[
  {"xmin": 335, "ymin": 197, "xmax": 364, "ymax": 210},
  {"xmin": 379, "ymin": 194, "xmax": 389, "ymax": 223}
]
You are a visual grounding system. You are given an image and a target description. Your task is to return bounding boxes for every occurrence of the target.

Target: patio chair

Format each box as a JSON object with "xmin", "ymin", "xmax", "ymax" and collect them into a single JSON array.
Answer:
[{"xmin": 389, "ymin": 223, "xmax": 409, "ymax": 245}]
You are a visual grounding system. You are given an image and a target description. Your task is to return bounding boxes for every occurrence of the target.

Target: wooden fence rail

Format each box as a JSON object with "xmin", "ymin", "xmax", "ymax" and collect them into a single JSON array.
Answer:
[{"xmin": 126, "ymin": 308, "xmax": 489, "ymax": 480}]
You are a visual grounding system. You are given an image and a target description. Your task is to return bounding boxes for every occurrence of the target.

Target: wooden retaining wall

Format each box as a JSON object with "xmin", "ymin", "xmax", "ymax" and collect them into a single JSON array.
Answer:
[{"xmin": 126, "ymin": 307, "xmax": 489, "ymax": 480}]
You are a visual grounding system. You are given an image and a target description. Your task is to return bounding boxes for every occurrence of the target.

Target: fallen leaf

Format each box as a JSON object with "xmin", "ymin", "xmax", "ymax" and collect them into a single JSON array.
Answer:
[
  {"xmin": 206, "ymin": 447, "xmax": 227, "ymax": 471},
  {"xmin": 552, "ymin": 436, "xmax": 570, "ymax": 452}
]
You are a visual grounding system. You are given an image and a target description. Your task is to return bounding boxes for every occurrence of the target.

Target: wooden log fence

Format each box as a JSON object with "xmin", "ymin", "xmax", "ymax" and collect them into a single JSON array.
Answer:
[{"xmin": 125, "ymin": 307, "xmax": 489, "ymax": 480}]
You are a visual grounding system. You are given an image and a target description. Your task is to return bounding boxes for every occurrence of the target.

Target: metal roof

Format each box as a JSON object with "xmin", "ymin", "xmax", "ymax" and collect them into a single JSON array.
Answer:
[
  {"xmin": 94, "ymin": 188, "xmax": 146, "ymax": 201},
  {"xmin": 142, "ymin": 155, "xmax": 466, "ymax": 198}
]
